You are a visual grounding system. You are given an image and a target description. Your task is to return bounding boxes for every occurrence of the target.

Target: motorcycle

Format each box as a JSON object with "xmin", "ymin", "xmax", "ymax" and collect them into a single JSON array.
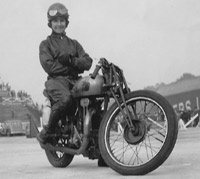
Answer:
[{"xmin": 38, "ymin": 58, "xmax": 178, "ymax": 175}]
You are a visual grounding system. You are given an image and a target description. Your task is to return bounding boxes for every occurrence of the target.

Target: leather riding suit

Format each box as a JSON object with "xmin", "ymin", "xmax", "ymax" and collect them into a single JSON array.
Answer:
[{"xmin": 39, "ymin": 31, "xmax": 93, "ymax": 134}]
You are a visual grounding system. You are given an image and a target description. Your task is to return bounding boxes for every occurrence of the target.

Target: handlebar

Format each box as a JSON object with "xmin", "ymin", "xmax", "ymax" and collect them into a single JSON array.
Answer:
[
  {"xmin": 90, "ymin": 58, "xmax": 109, "ymax": 79},
  {"xmin": 90, "ymin": 64, "xmax": 101, "ymax": 79}
]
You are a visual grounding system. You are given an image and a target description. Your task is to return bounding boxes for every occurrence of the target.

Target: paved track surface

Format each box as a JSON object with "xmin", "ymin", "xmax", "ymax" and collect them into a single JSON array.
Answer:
[{"xmin": 0, "ymin": 128, "xmax": 199, "ymax": 179}]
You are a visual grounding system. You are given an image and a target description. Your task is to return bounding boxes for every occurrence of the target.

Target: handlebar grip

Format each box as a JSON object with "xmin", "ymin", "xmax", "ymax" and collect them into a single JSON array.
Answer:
[{"xmin": 91, "ymin": 65, "xmax": 101, "ymax": 79}]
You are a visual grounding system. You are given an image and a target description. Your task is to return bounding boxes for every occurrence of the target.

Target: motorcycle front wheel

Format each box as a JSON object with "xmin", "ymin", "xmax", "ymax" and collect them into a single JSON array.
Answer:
[{"xmin": 99, "ymin": 90, "xmax": 178, "ymax": 175}]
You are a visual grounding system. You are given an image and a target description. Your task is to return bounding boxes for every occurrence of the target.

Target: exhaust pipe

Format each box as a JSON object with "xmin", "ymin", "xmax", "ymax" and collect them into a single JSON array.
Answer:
[{"xmin": 40, "ymin": 108, "xmax": 95, "ymax": 155}]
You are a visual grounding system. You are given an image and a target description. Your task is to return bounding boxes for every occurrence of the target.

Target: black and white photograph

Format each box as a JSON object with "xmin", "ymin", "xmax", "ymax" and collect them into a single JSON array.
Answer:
[{"xmin": 0, "ymin": 0, "xmax": 200, "ymax": 178}]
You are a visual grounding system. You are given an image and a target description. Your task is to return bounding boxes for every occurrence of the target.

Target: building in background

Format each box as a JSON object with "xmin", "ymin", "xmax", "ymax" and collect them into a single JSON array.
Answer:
[{"xmin": 157, "ymin": 76, "xmax": 200, "ymax": 112}]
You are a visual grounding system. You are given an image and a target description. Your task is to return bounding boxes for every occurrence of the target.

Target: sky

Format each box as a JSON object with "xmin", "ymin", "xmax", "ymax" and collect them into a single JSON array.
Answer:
[{"xmin": 1, "ymin": 0, "xmax": 200, "ymax": 105}]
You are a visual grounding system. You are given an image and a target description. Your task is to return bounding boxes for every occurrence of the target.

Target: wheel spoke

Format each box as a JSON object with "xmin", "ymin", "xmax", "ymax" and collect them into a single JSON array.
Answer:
[
  {"xmin": 106, "ymin": 97, "xmax": 170, "ymax": 167},
  {"xmin": 147, "ymin": 117, "xmax": 166, "ymax": 130}
]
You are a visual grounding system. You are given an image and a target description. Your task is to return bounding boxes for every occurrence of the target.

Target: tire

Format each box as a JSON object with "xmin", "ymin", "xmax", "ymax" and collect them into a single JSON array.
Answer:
[
  {"xmin": 45, "ymin": 150, "xmax": 74, "ymax": 168},
  {"xmin": 99, "ymin": 90, "xmax": 178, "ymax": 175}
]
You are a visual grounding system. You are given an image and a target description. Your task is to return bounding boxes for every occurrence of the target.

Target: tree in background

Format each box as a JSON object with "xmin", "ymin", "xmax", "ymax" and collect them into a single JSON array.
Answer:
[
  {"xmin": 144, "ymin": 73, "xmax": 196, "ymax": 91},
  {"xmin": 175, "ymin": 73, "xmax": 196, "ymax": 83},
  {"xmin": 10, "ymin": 90, "xmax": 16, "ymax": 98}
]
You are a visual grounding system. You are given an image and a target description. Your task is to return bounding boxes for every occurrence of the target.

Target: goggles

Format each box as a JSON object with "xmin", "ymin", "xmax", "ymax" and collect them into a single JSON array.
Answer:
[{"xmin": 48, "ymin": 8, "xmax": 68, "ymax": 17}]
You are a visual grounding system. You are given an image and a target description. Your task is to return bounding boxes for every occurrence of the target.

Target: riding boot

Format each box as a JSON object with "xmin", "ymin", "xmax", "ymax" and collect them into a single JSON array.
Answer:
[{"xmin": 36, "ymin": 110, "xmax": 61, "ymax": 144}]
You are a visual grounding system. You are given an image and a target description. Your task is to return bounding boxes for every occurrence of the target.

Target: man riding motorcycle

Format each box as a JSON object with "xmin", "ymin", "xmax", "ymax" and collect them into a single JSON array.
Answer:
[{"xmin": 37, "ymin": 3, "xmax": 93, "ymax": 144}]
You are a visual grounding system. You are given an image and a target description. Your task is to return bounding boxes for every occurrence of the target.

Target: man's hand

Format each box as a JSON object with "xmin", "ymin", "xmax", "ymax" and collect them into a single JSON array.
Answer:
[
  {"xmin": 70, "ymin": 56, "xmax": 84, "ymax": 73},
  {"xmin": 58, "ymin": 52, "xmax": 84, "ymax": 73},
  {"xmin": 58, "ymin": 52, "xmax": 71, "ymax": 66}
]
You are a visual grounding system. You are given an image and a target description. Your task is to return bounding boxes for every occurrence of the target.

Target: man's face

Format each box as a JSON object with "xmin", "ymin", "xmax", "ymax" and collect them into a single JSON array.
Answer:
[{"xmin": 51, "ymin": 17, "xmax": 67, "ymax": 34}]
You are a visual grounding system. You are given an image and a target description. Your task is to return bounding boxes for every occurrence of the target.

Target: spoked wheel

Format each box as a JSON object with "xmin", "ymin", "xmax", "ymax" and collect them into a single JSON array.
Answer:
[
  {"xmin": 99, "ymin": 90, "xmax": 178, "ymax": 175},
  {"xmin": 45, "ymin": 138, "xmax": 74, "ymax": 168}
]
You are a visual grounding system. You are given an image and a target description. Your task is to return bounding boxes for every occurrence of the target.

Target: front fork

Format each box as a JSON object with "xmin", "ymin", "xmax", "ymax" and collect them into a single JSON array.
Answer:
[{"xmin": 110, "ymin": 89, "xmax": 136, "ymax": 130}]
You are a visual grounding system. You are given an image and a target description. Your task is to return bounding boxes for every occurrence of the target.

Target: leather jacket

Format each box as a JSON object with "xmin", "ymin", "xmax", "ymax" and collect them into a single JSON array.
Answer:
[{"xmin": 39, "ymin": 32, "xmax": 93, "ymax": 79}]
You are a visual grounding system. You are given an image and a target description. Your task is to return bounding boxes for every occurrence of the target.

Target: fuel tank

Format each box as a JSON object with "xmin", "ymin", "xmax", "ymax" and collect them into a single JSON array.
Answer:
[{"xmin": 72, "ymin": 75, "xmax": 105, "ymax": 98}]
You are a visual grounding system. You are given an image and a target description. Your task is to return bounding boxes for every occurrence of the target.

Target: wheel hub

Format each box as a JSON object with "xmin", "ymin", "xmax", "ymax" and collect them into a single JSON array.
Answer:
[{"xmin": 124, "ymin": 120, "xmax": 147, "ymax": 145}]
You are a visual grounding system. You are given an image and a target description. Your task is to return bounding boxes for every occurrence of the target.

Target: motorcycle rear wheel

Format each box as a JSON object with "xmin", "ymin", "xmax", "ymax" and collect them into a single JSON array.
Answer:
[
  {"xmin": 44, "ymin": 137, "xmax": 74, "ymax": 168},
  {"xmin": 45, "ymin": 150, "xmax": 74, "ymax": 168},
  {"xmin": 99, "ymin": 90, "xmax": 178, "ymax": 175}
]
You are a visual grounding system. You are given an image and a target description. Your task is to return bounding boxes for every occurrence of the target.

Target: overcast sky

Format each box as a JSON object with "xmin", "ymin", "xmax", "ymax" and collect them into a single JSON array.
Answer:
[{"xmin": 1, "ymin": 0, "xmax": 200, "ymax": 104}]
